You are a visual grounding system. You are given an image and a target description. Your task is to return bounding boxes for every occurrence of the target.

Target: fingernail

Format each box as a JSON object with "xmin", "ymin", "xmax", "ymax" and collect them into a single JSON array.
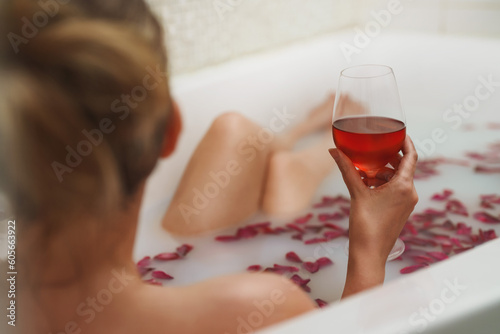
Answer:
[{"xmin": 328, "ymin": 148, "xmax": 339, "ymax": 160}]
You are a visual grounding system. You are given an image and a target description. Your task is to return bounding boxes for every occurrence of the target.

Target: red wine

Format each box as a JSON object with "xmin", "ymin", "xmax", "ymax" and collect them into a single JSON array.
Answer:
[{"xmin": 332, "ymin": 116, "xmax": 406, "ymax": 173}]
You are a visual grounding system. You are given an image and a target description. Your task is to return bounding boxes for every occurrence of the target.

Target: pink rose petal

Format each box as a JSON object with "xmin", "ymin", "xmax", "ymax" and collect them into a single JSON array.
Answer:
[
  {"xmin": 473, "ymin": 212, "xmax": 500, "ymax": 224},
  {"xmin": 236, "ymin": 227, "xmax": 259, "ymax": 239},
  {"xmin": 323, "ymin": 223, "xmax": 344, "ymax": 230},
  {"xmin": 176, "ymin": 244, "xmax": 194, "ymax": 257},
  {"xmin": 446, "ymin": 200, "xmax": 469, "ymax": 217},
  {"xmin": 456, "ymin": 223, "xmax": 472, "ymax": 235},
  {"xmin": 286, "ymin": 252, "xmax": 303, "ymax": 263},
  {"xmin": 303, "ymin": 261, "xmax": 320, "ymax": 273},
  {"xmin": 427, "ymin": 251, "xmax": 449, "ymax": 261},
  {"xmin": 304, "ymin": 237, "xmax": 328, "ymax": 245},
  {"xmin": 290, "ymin": 274, "xmax": 311, "ymax": 292},
  {"xmin": 273, "ymin": 264, "xmax": 299, "ymax": 273},
  {"xmin": 431, "ymin": 189, "xmax": 454, "ymax": 201},
  {"xmin": 412, "ymin": 255, "xmax": 434, "ymax": 265},
  {"xmin": 247, "ymin": 265, "xmax": 262, "ymax": 272},
  {"xmin": 315, "ymin": 299, "xmax": 329, "ymax": 308},
  {"xmin": 286, "ymin": 224, "xmax": 305, "ymax": 234},
  {"xmin": 154, "ymin": 252, "xmax": 181, "ymax": 261},
  {"xmin": 450, "ymin": 238, "xmax": 464, "ymax": 248},
  {"xmin": 400, "ymin": 264, "xmax": 429, "ymax": 274},
  {"xmin": 304, "ymin": 225, "xmax": 325, "ymax": 233},
  {"xmin": 316, "ymin": 257, "xmax": 333, "ymax": 268},
  {"xmin": 137, "ymin": 256, "xmax": 151, "ymax": 268},
  {"xmin": 294, "ymin": 213, "xmax": 313, "ymax": 224},
  {"xmin": 475, "ymin": 165, "xmax": 500, "ymax": 174},
  {"xmin": 152, "ymin": 271, "xmax": 174, "ymax": 280}
]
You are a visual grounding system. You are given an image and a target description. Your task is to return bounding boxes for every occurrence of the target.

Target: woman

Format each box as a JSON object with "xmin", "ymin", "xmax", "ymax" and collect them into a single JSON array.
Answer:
[{"xmin": 0, "ymin": 0, "xmax": 418, "ymax": 333}]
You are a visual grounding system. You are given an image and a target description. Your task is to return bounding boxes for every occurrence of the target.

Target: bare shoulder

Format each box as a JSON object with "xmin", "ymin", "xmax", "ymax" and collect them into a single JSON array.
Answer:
[{"xmin": 171, "ymin": 273, "xmax": 316, "ymax": 334}]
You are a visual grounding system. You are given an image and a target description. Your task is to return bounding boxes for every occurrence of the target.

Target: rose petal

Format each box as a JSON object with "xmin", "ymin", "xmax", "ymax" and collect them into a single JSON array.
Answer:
[
  {"xmin": 315, "ymin": 299, "xmax": 329, "ymax": 308},
  {"xmin": 286, "ymin": 252, "xmax": 303, "ymax": 263},
  {"xmin": 273, "ymin": 264, "xmax": 299, "ymax": 273},
  {"xmin": 454, "ymin": 246, "xmax": 474, "ymax": 254},
  {"xmin": 304, "ymin": 237, "xmax": 328, "ymax": 245},
  {"xmin": 152, "ymin": 271, "xmax": 174, "ymax": 280},
  {"xmin": 400, "ymin": 264, "xmax": 428, "ymax": 274},
  {"xmin": 323, "ymin": 231, "xmax": 344, "ymax": 240},
  {"xmin": 303, "ymin": 261, "xmax": 320, "ymax": 273},
  {"xmin": 450, "ymin": 238, "xmax": 464, "ymax": 248},
  {"xmin": 323, "ymin": 223, "xmax": 344, "ymax": 230},
  {"xmin": 286, "ymin": 224, "xmax": 305, "ymax": 234},
  {"xmin": 154, "ymin": 252, "xmax": 181, "ymax": 261},
  {"xmin": 290, "ymin": 274, "xmax": 311, "ymax": 292},
  {"xmin": 475, "ymin": 165, "xmax": 500, "ymax": 174},
  {"xmin": 137, "ymin": 256, "xmax": 151, "ymax": 268},
  {"xmin": 446, "ymin": 200, "xmax": 469, "ymax": 217},
  {"xmin": 427, "ymin": 251, "xmax": 449, "ymax": 261},
  {"xmin": 236, "ymin": 227, "xmax": 259, "ymax": 239},
  {"xmin": 473, "ymin": 212, "xmax": 500, "ymax": 224},
  {"xmin": 291, "ymin": 233, "xmax": 304, "ymax": 241},
  {"xmin": 456, "ymin": 223, "xmax": 472, "ymax": 235},
  {"xmin": 316, "ymin": 257, "xmax": 333, "ymax": 268},
  {"xmin": 247, "ymin": 265, "xmax": 262, "ymax": 272},
  {"xmin": 431, "ymin": 189, "xmax": 454, "ymax": 201},
  {"xmin": 246, "ymin": 222, "xmax": 271, "ymax": 229},
  {"xmin": 412, "ymin": 255, "xmax": 434, "ymax": 265},
  {"xmin": 304, "ymin": 225, "xmax": 325, "ymax": 233},
  {"xmin": 176, "ymin": 244, "xmax": 194, "ymax": 257},
  {"xmin": 294, "ymin": 213, "xmax": 313, "ymax": 224},
  {"xmin": 215, "ymin": 235, "xmax": 241, "ymax": 242}
]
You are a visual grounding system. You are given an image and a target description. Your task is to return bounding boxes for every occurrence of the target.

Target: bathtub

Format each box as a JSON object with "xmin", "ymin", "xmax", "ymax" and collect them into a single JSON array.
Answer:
[{"xmin": 134, "ymin": 31, "xmax": 500, "ymax": 333}]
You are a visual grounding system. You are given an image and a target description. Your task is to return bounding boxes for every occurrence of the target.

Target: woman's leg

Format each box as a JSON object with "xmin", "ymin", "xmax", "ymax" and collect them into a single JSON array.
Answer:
[{"xmin": 162, "ymin": 96, "xmax": 335, "ymax": 236}]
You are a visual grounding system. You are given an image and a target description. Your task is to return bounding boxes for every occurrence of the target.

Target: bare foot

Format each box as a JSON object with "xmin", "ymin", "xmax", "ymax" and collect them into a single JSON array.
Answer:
[{"xmin": 262, "ymin": 134, "xmax": 334, "ymax": 216}]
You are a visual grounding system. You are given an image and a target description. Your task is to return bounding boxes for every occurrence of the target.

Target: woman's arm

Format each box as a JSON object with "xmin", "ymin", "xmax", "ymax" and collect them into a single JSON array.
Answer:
[{"xmin": 329, "ymin": 136, "xmax": 419, "ymax": 298}]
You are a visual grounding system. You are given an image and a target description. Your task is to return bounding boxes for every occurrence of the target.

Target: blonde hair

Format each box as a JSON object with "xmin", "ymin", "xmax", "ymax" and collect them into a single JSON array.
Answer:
[{"xmin": 0, "ymin": 0, "xmax": 171, "ymax": 224}]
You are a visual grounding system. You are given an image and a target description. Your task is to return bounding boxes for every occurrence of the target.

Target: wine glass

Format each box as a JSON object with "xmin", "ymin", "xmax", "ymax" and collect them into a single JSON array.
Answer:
[{"xmin": 332, "ymin": 64, "xmax": 406, "ymax": 261}]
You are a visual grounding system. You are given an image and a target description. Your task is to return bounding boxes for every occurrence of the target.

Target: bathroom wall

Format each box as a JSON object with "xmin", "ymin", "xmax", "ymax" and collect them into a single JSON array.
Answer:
[{"xmin": 147, "ymin": 0, "xmax": 500, "ymax": 74}]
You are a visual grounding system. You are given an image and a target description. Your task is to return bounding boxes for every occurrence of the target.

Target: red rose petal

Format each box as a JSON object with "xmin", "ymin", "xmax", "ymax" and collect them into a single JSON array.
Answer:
[
  {"xmin": 480, "ymin": 229, "xmax": 497, "ymax": 241},
  {"xmin": 154, "ymin": 252, "xmax": 181, "ymax": 261},
  {"xmin": 324, "ymin": 230, "xmax": 344, "ymax": 240},
  {"xmin": 454, "ymin": 247, "xmax": 474, "ymax": 254},
  {"xmin": 400, "ymin": 264, "xmax": 428, "ymax": 274},
  {"xmin": 152, "ymin": 271, "xmax": 174, "ymax": 280},
  {"xmin": 176, "ymin": 244, "xmax": 194, "ymax": 257},
  {"xmin": 316, "ymin": 257, "xmax": 333, "ymax": 268},
  {"xmin": 137, "ymin": 256, "xmax": 151, "ymax": 267},
  {"xmin": 286, "ymin": 224, "xmax": 305, "ymax": 234},
  {"xmin": 303, "ymin": 261, "xmax": 320, "ymax": 273},
  {"xmin": 294, "ymin": 213, "xmax": 313, "ymax": 224},
  {"xmin": 475, "ymin": 165, "xmax": 500, "ymax": 174},
  {"xmin": 456, "ymin": 223, "xmax": 472, "ymax": 235},
  {"xmin": 446, "ymin": 200, "xmax": 469, "ymax": 217},
  {"xmin": 431, "ymin": 189, "xmax": 454, "ymax": 201},
  {"xmin": 304, "ymin": 237, "xmax": 328, "ymax": 245},
  {"xmin": 247, "ymin": 265, "xmax": 262, "ymax": 272},
  {"xmin": 450, "ymin": 238, "xmax": 464, "ymax": 248},
  {"xmin": 290, "ymin": 274, "xmax": 311, "ymax": 292},
  {"xmin": 473, "ymin": 212, "xmax": 500, "ymax": 224},
  {"xmin": 412, "ymin": 255, "xmax": 434, "ymax": 265},
  {"xmin": 323, "ymin": 223, "xmax": 344, "ymax": 230},
  {"xmin": 427, "ymin": 251, "xmax": 449, "ymax": 261},
  {"xmin": 215, "ymin": 235, "xmax": 241, "ymax": 242},
  {"xmin": 304, "ymin": 225, "xmax": 325, "ymax": 233},
  {"xmin": 273, "ymin": 264, "xmax": 299, "ymax": 273},
  {"xmin": 286, "ymin": 252, "xmax": 303, "ymax": 263},
  {"xmin": 236, "ymin": 227, "xmax": 259, "ymax": 239},
  {"xmin": 315, "ymin": 299, "xmax": 329, "ymax": 308},
  {"xmin": 291, "ymin": 233, "xmax": 304, "ymax": 241},
  {"xmin": 440, "ymin": 220, "xmax": 455, "ymax": 231}
]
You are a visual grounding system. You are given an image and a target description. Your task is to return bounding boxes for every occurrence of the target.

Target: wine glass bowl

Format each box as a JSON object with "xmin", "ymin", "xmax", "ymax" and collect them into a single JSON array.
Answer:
[{"xmin": 332, "ymin": 64, "xmax": 406, "ymax": 260}]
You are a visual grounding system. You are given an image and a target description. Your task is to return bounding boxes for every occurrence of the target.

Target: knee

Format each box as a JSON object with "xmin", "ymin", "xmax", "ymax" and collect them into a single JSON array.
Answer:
[{"xmin": 210, "ymin": 112, "xmax": 257, "ymax": 140}]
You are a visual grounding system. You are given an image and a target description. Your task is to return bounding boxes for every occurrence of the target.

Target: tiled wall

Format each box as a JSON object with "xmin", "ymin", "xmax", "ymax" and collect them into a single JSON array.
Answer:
[
  {"xmin": 148, "ymin": 0, "xmax": 500, "ymax": 74},
  {"xmin": 354, "ymin": 0, "xmax": 500, "ymax": 36},
  {"xmin": 147, "ymin": 0, "xmax": 355, "ymax": 74}
]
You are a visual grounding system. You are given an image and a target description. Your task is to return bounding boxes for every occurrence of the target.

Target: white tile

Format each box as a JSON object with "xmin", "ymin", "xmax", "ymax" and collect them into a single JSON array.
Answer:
[{"xmin": 445, "ymin": 8, "xmax": 500, "ymax": 36}]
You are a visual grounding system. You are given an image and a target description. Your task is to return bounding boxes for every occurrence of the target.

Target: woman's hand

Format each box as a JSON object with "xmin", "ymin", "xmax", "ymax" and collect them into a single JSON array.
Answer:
[{"xmin": 329, "ymin": 136, "xmax": 419, "ymax": 298}]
